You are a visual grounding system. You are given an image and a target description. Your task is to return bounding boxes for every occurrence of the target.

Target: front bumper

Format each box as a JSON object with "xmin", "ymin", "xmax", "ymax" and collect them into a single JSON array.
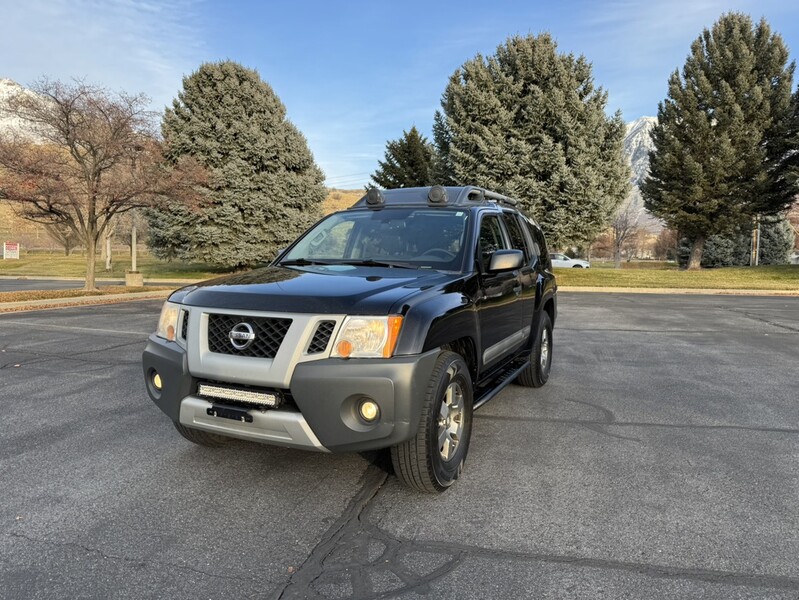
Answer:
[{"xmin": 142, "ymin": 335, "xmax": 439, "ymax": 453}]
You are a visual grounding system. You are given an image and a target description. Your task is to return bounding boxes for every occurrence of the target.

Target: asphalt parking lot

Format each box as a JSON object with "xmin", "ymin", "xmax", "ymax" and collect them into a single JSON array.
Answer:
[{"xmin": 1, "ymin": 293, "xmax": 798, "ymax": 599}]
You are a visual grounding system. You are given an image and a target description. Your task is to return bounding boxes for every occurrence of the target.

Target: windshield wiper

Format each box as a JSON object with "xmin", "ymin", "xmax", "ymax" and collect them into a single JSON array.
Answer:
[
  {"xmin": 336, "ymin": 259, "xmax": 416, "ymax": 269},
  {"xmin": 279, "ymin": 258, "xmax": 333, "ymax": 266}
]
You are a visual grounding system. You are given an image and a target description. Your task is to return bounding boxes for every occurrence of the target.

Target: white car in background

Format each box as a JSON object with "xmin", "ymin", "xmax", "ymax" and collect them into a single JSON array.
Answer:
[{"xmin": 550, "ymin": 253, "xmax": 590, "ymax": 268}]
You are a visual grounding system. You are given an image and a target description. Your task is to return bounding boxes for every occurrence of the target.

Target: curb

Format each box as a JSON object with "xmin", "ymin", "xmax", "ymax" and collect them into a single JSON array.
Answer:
[
  {"xmin": 0, "ymin": 290, "xmax": 172, "ymax": 313},
  {"xmin": 559, "ymin": 287, "xmax": 799, "ymax": 296},
  {"xmin": 0, "ymin": 275, "xmax": 200, "ymax": 285}
]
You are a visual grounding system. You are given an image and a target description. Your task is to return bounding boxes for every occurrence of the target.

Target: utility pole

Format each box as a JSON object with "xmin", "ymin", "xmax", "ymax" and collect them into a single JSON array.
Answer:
[
  {"xmin": 131, "ymin": 214, "xmax": 137, "ymax": 273},
  {"xmin": 750, "ymin": 214, "xmax": 761, "ymax": 267}
]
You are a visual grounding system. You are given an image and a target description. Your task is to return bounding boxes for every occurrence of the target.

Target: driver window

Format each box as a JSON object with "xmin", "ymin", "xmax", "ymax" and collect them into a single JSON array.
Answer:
[{"xmin": 477, "ymin": 215, "xmax": 507, "ymax": 271}]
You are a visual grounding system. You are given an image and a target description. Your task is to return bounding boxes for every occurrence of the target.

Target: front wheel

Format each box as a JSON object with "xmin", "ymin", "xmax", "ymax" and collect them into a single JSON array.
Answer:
[
  {"xmin": 391, "ymin": 351, "xmax": 473, "ymax": 493},
  {"xmin": 572, "ymin": 264, "xmax": 584, "ymax": 268},
  {"xmin": 516, "ymin": 311, "xmax": 553, "ymax": 388}
]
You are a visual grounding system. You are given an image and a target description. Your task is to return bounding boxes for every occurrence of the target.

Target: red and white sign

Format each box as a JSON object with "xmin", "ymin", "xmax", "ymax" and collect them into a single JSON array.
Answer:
[{"xmin": 3, "ymin": 241, "xmax": 20, "ymax": 259}]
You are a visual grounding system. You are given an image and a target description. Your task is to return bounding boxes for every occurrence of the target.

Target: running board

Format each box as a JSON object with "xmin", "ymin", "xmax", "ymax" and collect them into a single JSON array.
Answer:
[{"xmin": 473, "ymin": 358, "xmax": 530, "ymax": 410}]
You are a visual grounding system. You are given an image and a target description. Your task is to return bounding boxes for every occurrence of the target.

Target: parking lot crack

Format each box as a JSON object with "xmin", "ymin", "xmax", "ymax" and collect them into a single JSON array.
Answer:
[
  {"xmin": 4, "ymin": 531, "xmax": 277, "ymax": 585},
  {"xmin": 411, "ymin": 540, "xmax": 799, "ymax": 592},
  {"xmin": 275, "ymin": 464, "xmax": 389, "ymax": 599},
  {"xmin": 715, "ymin": 306, "xmax": 799, "ymax": 333},
  {"xmin": 475, "ymin": 414, "xmax": 799, "ymax": 435}
]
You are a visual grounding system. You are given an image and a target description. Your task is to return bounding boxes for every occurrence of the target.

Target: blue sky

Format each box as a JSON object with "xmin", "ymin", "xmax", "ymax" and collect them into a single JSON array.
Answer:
[{"xmin": 3, "ymin": 0, "xmax": 799, "ymax": 188}]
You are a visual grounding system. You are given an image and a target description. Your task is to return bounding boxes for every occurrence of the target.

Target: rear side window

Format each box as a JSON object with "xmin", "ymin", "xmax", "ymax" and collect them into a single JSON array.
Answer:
[
  {"xmin": 531, "ymin": 226, "xmax": 549, "ymax": 267},
  {"xmin": 502, "ymin": 213, "xmax": 531, "ymax": 263}
]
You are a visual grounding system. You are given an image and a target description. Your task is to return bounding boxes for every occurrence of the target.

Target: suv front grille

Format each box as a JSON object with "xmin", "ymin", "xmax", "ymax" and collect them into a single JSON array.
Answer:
[
  {"xmin": 179, "ymin": 310, "xmax": 189, "ymax": 341},
  {"xmin": 307, "ymin": 321, "xmax": 335, "ymax": 354},
  {"xmin": 207, "ymin": 314, "xmax": 292, "ymax": 358}
]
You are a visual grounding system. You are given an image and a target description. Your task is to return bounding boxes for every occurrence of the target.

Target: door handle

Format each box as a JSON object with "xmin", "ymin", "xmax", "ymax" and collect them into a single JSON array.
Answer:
[{"xmin": 513, "ymin": 284, "xmax": 522, "ymax": 296}]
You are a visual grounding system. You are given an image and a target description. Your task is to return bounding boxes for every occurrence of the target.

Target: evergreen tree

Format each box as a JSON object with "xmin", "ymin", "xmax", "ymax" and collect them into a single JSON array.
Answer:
[
  {"xmin": 435, "ymin": 34, "xmax": 629, "ymax": 248},
  {"xmin": 759, "ymin": 216, "xmax": 796, "ymax": 264},
  {"xmin": 678, "ymin": 231, "xmax": 750, "ymax": 268},
  {"xmin": 642, "ymin": 13, "xmax": 796, "ymax": 269},
  {"xmin": 370, "ymin": 126, "xmax": 435, "ymax": 188},
  {"xmin": 148, "ymin": 61, "xmax": 326, "ymax": 268},
  {"xmin": 431, "ymin": 111, "xmax": 455, "ymax": 185},
  {"xmin": 677, "ymin": 215, "xmax": 795, "ymax": 266}
]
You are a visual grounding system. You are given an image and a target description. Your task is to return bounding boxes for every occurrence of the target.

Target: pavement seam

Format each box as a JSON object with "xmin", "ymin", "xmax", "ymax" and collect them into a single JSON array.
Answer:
[
  {"xmin": 4, "ymin": 530, "xmax": 279, "ymax": 586},
  {"xmin": 406, "ymin": 539, "xmax": 799, "ymax": 591},
  {"xmin": 474, "ymin": 414, "xmax": 799, "ymax": 435},
  {"xmin": 274, "ymin": 465, "xmax": 389, "ymax": 599}
]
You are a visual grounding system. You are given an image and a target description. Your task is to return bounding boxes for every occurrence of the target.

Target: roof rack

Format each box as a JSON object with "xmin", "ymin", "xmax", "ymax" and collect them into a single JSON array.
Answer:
[
  {"xmin": 349, "ymin": 186, "xmax": 520, "ymax": 209},
  {"xmin": 454, "ymin": 187, "xmax": 518, "ymax": 206}
]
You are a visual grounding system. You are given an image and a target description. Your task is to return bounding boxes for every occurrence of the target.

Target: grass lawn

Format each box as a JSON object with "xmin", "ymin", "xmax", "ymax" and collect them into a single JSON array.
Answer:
[
  {"xmin": 2, "ymin": 251, "xmax": 798, "ymax": 291},
  {"xmin": 557, "ymin": 263, "xmax": 799, "ymax": 290},
  {"xmin": 0, "ymin": 252, "xmax": 227, "ymax": 281}
]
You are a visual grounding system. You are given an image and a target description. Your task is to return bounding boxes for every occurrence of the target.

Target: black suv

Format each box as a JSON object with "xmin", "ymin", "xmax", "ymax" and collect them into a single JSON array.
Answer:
[{"xmin": 142, "ymin": 186, "xmax": 557, "ymax": 492}]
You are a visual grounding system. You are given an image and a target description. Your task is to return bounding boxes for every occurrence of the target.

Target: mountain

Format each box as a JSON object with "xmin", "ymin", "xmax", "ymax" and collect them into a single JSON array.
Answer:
[
  {"xmin": 623, "ymin": 116, "xmax": 657, "ymax": 188},
  {"xmin": 621, "ymin": 116, "xmax": 660, "ymax": 231},
  {"xmin": 0, "ymin": 78, "xmax": 43, "ymax": 141}
]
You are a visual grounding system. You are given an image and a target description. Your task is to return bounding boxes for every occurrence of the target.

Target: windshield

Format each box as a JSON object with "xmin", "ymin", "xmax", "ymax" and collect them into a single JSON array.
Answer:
[{"xmin": 280, "ymin": 208, "xmax": 470, "ymax": 271}]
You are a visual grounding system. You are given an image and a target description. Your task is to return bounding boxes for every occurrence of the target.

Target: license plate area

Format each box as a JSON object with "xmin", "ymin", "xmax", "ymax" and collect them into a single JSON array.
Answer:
[{"xmin": 206, "ymin": 404, "xmax": 253, "ymax": 423}]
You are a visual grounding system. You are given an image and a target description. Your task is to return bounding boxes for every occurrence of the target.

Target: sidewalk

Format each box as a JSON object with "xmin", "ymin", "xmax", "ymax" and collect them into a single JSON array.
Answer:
[{"xmin": 0, "ymin": 289, "xmax": 173, "ymax": 313}]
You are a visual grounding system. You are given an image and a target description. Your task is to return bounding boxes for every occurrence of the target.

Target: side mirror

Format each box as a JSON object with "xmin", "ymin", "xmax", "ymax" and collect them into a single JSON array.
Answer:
[{"xmin": 488, "ymin": 249, "xmax": 523, "ymax": 272}]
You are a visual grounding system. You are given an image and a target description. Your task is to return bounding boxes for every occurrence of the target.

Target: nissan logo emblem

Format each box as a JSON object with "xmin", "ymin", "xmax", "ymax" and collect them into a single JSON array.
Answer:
[{"xmin": 229, "ymin": 322, "xmax": 256, "ymax": 350}]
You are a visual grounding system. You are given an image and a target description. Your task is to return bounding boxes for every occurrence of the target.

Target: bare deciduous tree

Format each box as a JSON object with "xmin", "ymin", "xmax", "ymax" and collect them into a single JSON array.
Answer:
[
  {"xmin": 611, "ymin": 201, "xmax": 643, "ymax": 268},
  {"xmin": 0, "ymin": 79, "xmax": 205, "ymax": 289},
  {"xmin": 43, "ymin": 222, "xmax": 82, "ymax": 256}
]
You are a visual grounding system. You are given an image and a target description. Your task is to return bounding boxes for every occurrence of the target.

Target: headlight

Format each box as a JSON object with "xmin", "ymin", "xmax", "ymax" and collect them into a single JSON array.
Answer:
[
  {"xmin": 156, "ymin": 301, "xmax": 181, "ymax": 341},
  {"xmin": 332, "ymin": 316, "xmax": 403, "ymax": 358}
]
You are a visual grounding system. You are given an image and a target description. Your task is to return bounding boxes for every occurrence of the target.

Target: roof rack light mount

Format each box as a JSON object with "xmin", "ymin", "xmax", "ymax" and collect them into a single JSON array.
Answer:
[
  {"xmin": 427, "ymin": 185, "xmax": 448, "ymax": 205},
  {"xmin": 365, "ymin": 187, "xmax": 385, "ymax": 208}
]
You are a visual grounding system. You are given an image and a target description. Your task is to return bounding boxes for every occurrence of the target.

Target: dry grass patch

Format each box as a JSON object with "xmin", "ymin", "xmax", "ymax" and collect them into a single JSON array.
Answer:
[{"xmin": 0, "ymin": 286, "xmax": 174, "ymax": 303}]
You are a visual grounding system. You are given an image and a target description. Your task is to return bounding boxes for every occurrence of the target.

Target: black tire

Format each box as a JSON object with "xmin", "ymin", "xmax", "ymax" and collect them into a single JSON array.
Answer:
[
  {"xmin": 516, "ymin": 310, "xmax": 553, "ymax": 388},
  {"xmin": 173, "ymin": 421, "xmax": 231, "ymax": 447},
  {"xmin": 572, "ymin": 264, "xmax": 584, "ymax": 268},
  {"xmin": 391, "ymin": 351, "xmax": 473, "ymax": 493}
]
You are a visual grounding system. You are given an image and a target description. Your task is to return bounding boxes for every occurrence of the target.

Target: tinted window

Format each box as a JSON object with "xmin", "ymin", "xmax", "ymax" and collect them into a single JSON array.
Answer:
[
  {"xmin": 503, "ymin": 213, "xmax": 530, "ymax": 263},
  {"xmin": 518, "ymin": 216, "xmax": 540, "ymax": 263},
  {"xmin": 477, "ymin": 215, "xmax": 507, "ymax": 271},
  {"xmin": 532, "ymin": 227, "xmax": 550, "ymax": 267},
  {"xmin": 282, "ymin": 208, "xmax": 470, "ymax": 271}
]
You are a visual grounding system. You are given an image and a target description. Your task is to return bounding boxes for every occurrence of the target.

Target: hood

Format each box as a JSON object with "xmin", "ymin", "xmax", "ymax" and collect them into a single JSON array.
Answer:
[{"xmin": 171, "ymin": 264, "xmax": 458, "ymax": 314}]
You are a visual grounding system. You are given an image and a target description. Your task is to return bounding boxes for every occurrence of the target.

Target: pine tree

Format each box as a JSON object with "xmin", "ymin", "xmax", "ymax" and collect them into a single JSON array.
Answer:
[
  {"xmin": 434, "ymin": 34, "xmax": 629, "ymax": 248},
  {"xmin": 642, "ymin": 13, "xmax": 796, "ymax": 269},
  {"xmin": 370, "ymin": 126, "xmax": 435, "ymax": 188},
  {"xmin": 431, "ymin": 111, "xmax": 455, "ymax": 185},
  {"xmin": 148, "ymin": 61, "xmax": 326, "ymax": 268},
  {"xmin": 759, "ymin": 216, "xmax": 796, "ymax": 264}
]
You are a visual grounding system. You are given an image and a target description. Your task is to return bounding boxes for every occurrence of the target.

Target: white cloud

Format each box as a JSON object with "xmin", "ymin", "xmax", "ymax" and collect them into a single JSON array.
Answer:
[{"xmin": 0, "ymin": 0, "xmax": 205, "ymax": 111}]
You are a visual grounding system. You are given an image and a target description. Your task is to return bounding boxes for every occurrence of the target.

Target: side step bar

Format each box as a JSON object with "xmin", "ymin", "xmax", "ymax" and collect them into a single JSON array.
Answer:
[{"xmin": 472, "ymin": 357, "xmax": 530, "ymax": 410}]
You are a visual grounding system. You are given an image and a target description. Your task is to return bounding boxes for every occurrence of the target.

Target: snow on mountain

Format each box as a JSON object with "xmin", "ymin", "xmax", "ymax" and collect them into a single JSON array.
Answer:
[
  {"xmin": 621, "ymin": 116, "xmax": 660, "ymax": 231},
  {"xmin": 0, "ymin": 78, "xmax": 43, "ymax": 141},
  {"xmin": 624, "ymin": 116, "xmax": 657, "ymax": 188}
]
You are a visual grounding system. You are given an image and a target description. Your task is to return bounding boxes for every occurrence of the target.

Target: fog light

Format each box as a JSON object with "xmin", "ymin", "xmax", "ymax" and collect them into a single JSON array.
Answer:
[
  {"xmin": 152, "ymin": 372, "xmax": 163, "ymax": 391},
  {"xmin": 358, "ymin": 399, "xmax": 379, "ymax": 422}
]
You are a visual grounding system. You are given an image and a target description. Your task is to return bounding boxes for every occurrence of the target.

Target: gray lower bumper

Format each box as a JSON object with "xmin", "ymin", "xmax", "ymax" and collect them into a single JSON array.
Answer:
[
  {"xmin": 143, "ymin": 335, "xmax": 440, "ymax": 454},
  {"xmin": 289, "ymin": 350, "xmax": 440, "ymax": 453},
  {"xmin": 178, "ymin": 397, "xmax": 328, "ymax": 451}
]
